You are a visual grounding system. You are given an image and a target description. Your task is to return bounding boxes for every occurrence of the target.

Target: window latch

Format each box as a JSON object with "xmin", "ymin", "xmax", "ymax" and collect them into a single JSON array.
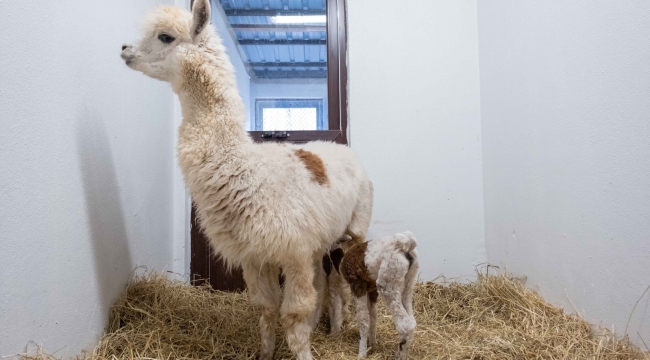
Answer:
[{"xmin": 261, "ymin": 131, "xmax": 290, "ymax": 139}]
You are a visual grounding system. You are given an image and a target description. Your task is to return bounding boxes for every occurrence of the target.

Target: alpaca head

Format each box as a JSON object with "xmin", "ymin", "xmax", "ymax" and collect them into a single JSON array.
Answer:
[{"xmin": 121, "ymin": 0, "xmax": 213, "ymax": 82}]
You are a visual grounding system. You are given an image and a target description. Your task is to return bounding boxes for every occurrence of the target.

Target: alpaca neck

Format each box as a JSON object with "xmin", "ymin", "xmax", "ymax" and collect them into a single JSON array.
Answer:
[
  {"xmin": 174, "ymin": 45, "xmax": 253, "ymax": 185},
  {"xmin": 177, "ymin": 89, "xmax": 250, "ymax": 150}
]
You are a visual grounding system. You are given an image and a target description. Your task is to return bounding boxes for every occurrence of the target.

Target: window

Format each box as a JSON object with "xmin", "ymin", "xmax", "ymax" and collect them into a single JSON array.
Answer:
[
  {"xmin": 206, "ymin": 0, "xmax": 347, "ymax": 143},
  {"xmin": 255, "ymin": 99, "xmax": 325, "ymax": 131}
]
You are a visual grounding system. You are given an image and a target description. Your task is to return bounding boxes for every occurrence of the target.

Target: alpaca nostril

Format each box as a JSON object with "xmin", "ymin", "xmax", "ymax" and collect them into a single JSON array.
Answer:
[{"xmin": 122, "ymin": 45, "xmax": 128, "ymax": 51}]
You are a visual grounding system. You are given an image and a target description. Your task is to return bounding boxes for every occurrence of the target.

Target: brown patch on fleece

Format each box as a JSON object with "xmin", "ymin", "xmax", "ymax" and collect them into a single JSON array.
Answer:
[
  {"xmin": 323, "ymin": 248, "xmax": 344, "ymax": 275},
  {"xmin": 329, "ymin": 248, "xmax": 344, "ymax": 274},
  {"xmin": 293, "ymin": 149, "xmax": 329, "ymax": 185},
  {"xmin": 322, "ymin": 254, "xmax": 333, "ymax": 276},
  {"xmin": 340, "ymin": 241, "xmax": 377, "ymax": 298},
  {"xmin": 368, "ymin": 289, "xmax": 379, "ymax": 304}
]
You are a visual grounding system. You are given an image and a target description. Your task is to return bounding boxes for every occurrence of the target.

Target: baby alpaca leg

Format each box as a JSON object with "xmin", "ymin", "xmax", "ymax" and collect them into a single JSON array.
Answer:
[
  {"xmin": 355, "ymin": 294, "xmax": 370, "ymax": 358},
  {"xmin": 378, "ymin": 261, "xmax": 416, "ymax": 360},
  {"xmin": 380, "ymin": 290, "xmax": 416, "ymax": 360},
  {"xmin": 242, "ymin": 262, "xmax": 281, "ymax": 360},
  {"xmin": 368, "ymin": 290, "xmax": 378, "ymax": 347},
  {"xmin": 402, "ymin": 252, "xmax": 419, "ymax": 317},
  {"xmin": 281, "ymin": 257, "xmax": 317, "ymax": 360}
]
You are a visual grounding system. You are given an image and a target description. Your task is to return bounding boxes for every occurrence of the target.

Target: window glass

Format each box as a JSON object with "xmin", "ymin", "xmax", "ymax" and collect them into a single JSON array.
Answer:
[{"xmin": 256, "ymin": 99, "xmax": 324, "ymax": 130}]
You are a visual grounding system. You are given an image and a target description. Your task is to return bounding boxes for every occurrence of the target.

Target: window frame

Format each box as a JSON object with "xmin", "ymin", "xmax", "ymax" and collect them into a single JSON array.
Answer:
[{"xmin": 247, "ymin": 0, "xmax": 348, "ymax": 145}]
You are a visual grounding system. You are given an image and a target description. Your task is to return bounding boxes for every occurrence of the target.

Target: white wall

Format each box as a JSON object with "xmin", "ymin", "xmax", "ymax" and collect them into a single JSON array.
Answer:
[
  {"xmin": 0, "ymin": 0, "xmax": 179, "ymax": 356},
  {"xmin": 250, "ymin": 80, "xmax": 328, "ymax": 130},
  {"xmin": 478, "ymin": 0, "xmax": 650, "ymax": 345},
  {"xmin": 348, "ymin": 0, "xmax": 486, "ymax": 279},
  {"xmin": 211, "ymin": 1, "xmax": 252, "ymax": 129}
]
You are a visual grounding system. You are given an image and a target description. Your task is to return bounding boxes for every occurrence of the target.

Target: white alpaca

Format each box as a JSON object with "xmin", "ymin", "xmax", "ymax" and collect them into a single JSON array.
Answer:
[
  {"xmin": 120, "ymin": 2, "xmax": 373, "ymax": 359},
  {"xmin": 338, "ymin": 232, "xmax": 419, "ymax": 360}
]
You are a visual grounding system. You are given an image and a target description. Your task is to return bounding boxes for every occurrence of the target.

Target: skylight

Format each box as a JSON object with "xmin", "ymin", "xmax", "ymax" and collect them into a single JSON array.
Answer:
[{"xmin": 270, "ymin": 15, "xmax": 326, "ymax": 24}]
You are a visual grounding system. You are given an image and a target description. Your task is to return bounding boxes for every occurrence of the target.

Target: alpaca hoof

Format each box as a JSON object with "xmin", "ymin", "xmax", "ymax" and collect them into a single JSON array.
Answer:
[
  {"xmin": 330, "ymin": 322, "xmax": 342, "ymax": 336},
  {"xmin": 395, "ymin": 339, "xmax": 410, "ymax": 360}
]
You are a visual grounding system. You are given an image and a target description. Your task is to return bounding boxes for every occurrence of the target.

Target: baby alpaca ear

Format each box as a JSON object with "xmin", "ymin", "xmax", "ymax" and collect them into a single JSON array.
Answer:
[{"xmin": 191, "ymin": 0, "xmax": 211, "ymax": 38}]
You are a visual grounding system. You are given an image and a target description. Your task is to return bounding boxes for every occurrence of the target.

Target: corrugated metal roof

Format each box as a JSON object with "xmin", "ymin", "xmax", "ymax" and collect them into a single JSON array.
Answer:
[
  {"xmin": 220, "ymin": 0, "xmax": 325, "ymax": 12},
  {"xmin": 218, "ymin": 0, "xmax": 327, "ymax": 79}
]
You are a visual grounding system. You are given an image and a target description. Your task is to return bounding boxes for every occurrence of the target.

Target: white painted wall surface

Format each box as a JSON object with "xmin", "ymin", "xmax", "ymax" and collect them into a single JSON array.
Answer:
[
  {"xmin": 478, "ymin": 1, "xmax": 650, "ymax": 345},
  {"xmin": 250, "ymin": 80, "xmax": 328, "ymax": 130},
  {"xmin": 212, "ymin": 1, "xmax": 252, "ymax": 129},
  {"xmin": 348, "ymin": 0, "xmax": 486, "ymax": 279},
  {"xmin": 0, "ymin": 0, "xmax": 179, "ymax": 356}
]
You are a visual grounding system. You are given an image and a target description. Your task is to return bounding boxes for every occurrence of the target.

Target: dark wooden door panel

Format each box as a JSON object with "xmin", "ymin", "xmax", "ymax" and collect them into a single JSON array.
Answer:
[{"xmin": 190, "ymin": 204, "xmax": 246, "ymax": 291}]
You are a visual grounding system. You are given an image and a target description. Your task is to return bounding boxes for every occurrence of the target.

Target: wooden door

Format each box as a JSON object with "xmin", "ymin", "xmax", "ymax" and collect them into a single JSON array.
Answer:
[{"xmin": 190, "ymin": 0, "xmax": 348, "ymax": 291}]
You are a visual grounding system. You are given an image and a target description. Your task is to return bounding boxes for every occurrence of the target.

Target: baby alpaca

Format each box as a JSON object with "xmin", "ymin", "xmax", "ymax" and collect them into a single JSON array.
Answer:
[{"xmin": 340, "ymin": 232, "xmax": 419, "ymax": 359}]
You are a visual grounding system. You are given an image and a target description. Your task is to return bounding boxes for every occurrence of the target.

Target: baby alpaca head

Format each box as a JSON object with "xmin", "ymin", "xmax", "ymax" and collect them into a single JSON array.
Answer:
[{"xmin": 120, "ymin": 0, "xmax": 212, "ymax": 82}]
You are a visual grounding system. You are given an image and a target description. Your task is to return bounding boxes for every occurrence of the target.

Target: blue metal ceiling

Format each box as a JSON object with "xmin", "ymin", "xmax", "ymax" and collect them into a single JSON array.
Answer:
[{"xmin": 218, "ymin": 0, "xmax": 327, "ymax": 79}]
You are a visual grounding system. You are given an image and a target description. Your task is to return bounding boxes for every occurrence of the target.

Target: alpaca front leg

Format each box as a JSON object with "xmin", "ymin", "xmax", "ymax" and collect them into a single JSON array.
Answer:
[
  {"xmin": 281, "ymin": 257, "xmax": 316, "ymax": 360},
  {"xmin": 342, "ymin": 280, "xmax": 352, "ymax": 319},
  {"xmin": 355, "ymin": 294, "xmax": 370, "ymax": 358},
  {"xmin": 328, "ymin": 272, "xmax": 345, "ymax": 335},
  {"xmin": 309, "ymin": 254, "xmax": 326, "ymax": 330},
  {"xmin": 368, "ymin": 291, "xmax": 378, "ymax": 347},
  {"xmin": 242, "ymin": 262, "xmax": 281, "ymax": 360}
]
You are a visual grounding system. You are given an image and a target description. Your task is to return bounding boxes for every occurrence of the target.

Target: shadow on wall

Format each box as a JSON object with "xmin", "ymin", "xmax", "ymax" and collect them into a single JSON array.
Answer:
[{"xmin": 76, "ymin": 108, "xmax": 134, "ymax": 312}]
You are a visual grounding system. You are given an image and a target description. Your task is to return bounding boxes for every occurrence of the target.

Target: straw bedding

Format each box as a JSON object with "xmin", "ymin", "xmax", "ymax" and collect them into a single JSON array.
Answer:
[{"xmin": 21, "ymin": 272, "xmax": 647, "ymax": 360}]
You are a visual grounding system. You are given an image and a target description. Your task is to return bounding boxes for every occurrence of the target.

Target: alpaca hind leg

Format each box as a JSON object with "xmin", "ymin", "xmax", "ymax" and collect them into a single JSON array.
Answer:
[
  {"xmin": 355, "ymin": 294, "xmax": 370, "ymax": 358},
  {"xmin": 380, "ymin": 291, "xmax": 415, "ymax": 360},
  {"xmin": 281, "ymin": 256, "xmax": 316, "ymax": 360},
  {"xmin": 378, "ymin": 263, "xmax": 416, "ymax": 360},
  {"xmin": 402, "ymin": 252, "xmax": 419, "ymax": 317},
  {"xmin": 242, "ymin": 262, "xmax": 281, "ymax": 360}
]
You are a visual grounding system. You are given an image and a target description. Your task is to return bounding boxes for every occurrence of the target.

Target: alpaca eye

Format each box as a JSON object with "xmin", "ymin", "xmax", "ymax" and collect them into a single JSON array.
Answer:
[{"xmin": 158, "ymin": 33, "xmax": 175, "ymax": 44}]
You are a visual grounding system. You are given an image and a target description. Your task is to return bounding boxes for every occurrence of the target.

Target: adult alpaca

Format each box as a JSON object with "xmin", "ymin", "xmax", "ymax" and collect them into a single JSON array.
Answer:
[{"xmin": 120, "ymin": 2, "xmax": 373, "ymax": 359}]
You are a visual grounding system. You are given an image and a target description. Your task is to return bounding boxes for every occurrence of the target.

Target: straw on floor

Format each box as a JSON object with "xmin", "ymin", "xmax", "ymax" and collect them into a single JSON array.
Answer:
[{"xmin": 21, "ymin": 271, "xmax": 648, "ymax": 360}]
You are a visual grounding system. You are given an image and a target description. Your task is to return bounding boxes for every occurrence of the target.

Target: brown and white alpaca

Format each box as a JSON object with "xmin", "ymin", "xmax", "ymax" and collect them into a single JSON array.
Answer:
[
  {"xmin": 120, "ymin": 2, "xmax": 373, "ymax": 359},
  {"xmin": 336, "ymin": 232, "xmax": 419, "ymax": 360}
]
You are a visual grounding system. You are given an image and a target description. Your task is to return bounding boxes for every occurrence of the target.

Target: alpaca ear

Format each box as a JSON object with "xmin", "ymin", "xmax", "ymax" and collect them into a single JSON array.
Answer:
[{"xmin": 191, "ymin": 0, "xmax": 211, "ymax": 38}]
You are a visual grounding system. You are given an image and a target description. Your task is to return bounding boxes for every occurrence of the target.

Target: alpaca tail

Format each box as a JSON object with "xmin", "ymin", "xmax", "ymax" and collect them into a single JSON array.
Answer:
[{"xmin": 394, "ymin": 231, "xmax": 417, "ymax": 253}]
